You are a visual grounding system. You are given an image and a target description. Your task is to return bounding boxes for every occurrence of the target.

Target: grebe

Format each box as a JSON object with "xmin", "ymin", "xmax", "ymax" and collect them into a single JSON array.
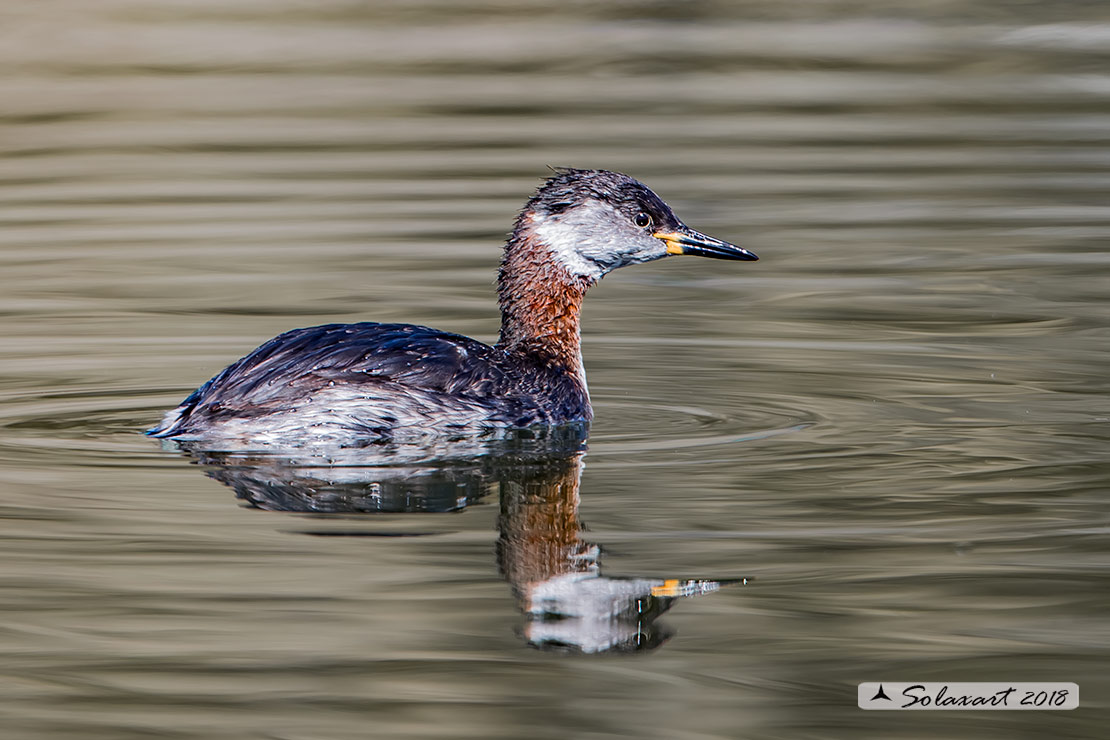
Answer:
[{"xmin": 149, "ymin": 168, "xmax": 756, "ymax": 446}]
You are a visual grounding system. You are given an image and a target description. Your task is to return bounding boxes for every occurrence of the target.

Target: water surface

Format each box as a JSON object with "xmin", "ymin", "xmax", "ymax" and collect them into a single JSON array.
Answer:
[{"xmin": 1, "ymin": 1, "xmax": 1108, "ymax": 738}]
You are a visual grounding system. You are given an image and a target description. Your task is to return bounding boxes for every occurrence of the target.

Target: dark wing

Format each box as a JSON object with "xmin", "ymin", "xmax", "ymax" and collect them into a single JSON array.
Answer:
[{"xmin": 150, "ymin": 322, "xmax": 514, "ymax": 436}]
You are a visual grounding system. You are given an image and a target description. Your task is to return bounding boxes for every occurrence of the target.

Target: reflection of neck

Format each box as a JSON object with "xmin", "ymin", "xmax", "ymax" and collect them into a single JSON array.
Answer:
[
  {"xmin": 496, "ymin": 453, "xmax": 589, "ymax": 594},
  {"xmin": 496, "ymin": 226, "xmax": 591, "ymax": 380}
]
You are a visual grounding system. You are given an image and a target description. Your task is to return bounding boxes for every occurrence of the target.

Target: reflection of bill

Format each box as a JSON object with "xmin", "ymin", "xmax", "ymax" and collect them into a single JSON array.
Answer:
[{"xmin": 175, "ymin": 430, "xmax": 743, "ymax": 654}]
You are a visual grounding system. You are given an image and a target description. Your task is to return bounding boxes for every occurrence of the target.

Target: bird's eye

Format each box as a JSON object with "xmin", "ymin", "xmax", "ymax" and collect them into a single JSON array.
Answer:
[{"xmin": 633, "ymin": 212, "xmax": 652, "ymax": 228}]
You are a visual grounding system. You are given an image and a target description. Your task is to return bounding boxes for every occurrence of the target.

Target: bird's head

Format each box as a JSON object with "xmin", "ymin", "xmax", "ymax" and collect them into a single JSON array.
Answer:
[{"xmin": 516, "ymin": 168, "xmax": 757, "ymax": 282}]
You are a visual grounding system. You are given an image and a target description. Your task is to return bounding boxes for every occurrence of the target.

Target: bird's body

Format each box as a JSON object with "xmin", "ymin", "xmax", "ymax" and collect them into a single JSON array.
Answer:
[
  {"xmin": 150, "ymin": 169, "xmax": 756, "ymax": 447},
  {"xmin": 152, "ymin": 322, "xmax": 590, "ymax": 445}
]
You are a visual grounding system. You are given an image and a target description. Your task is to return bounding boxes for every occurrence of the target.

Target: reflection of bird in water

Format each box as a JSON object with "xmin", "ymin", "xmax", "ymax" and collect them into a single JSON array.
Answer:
[
  {"xmin": 496, "ymin": 453, "xmax": 736, "ymax": 653},
  {"xmin": 186, "ymin": 441, "xmax": 743, "ymax": 654},
  {"xmin": 149, "ymin": 168, "xmax": 755, "ymax": 448},
  {"xmin": 191, "ymin": 426, "xmax": 589, "ymax": 514}
]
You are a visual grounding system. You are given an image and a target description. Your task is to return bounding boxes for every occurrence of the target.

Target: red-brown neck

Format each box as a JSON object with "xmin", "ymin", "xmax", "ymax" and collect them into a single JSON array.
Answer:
[{"xmin": 496, "ymin": 224, "xmax": 592, "ymax": 377}]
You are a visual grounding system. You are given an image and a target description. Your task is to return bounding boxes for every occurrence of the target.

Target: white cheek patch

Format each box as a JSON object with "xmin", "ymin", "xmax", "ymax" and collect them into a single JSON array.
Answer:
[{"xmin": 533, "ymin": 201, "xmax": 624, "ymax": 282}]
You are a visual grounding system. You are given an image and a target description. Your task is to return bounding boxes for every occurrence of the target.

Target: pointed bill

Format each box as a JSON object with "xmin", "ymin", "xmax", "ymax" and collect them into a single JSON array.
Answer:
[{"xmin": 654, "ymin": 227, "xmax": 758, "ymax": 261}]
